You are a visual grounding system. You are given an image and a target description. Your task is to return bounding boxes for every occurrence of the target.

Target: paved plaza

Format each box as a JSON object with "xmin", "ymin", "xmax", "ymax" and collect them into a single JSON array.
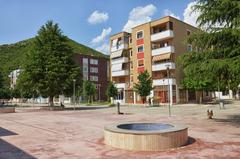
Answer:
[{"xmin": 0, "ymin": 101, "xmax": 240, "ymax": 159}]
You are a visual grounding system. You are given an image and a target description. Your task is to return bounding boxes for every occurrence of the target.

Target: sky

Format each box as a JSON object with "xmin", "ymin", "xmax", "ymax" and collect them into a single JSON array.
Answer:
[{"xmin": 0, "ymin": 0, "xmax": 200, "ymax": 54}]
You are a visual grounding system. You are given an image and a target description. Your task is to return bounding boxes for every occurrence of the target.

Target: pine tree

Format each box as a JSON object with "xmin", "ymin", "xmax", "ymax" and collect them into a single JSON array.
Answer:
[{"xmin": 18, "ymin": 21, "xmax": 81, "ymax": 106}]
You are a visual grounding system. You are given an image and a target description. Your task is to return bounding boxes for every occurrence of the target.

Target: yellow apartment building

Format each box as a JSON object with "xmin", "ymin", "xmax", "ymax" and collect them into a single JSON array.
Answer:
[{"xmin": 110, "ymin": 16, "xmax": 210, "ymax": 105}]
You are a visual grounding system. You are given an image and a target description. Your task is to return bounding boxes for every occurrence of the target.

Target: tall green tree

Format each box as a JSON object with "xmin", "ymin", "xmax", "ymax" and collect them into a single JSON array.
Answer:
[
  {"xmin": 106, "ymin": 82, "xmax": 118, "ymax": 103},
  {"xmin": 178, "ymin": 0, "xmax": 240, "ymax": 101},
  {"xmin": 134, "ymin": 70, "xmax": 153, "ymax": 103},
  {"xmin": 18, "ymin": 21, "xmax": 81, "ymax": 106},
  {"xmin": 83, "ymin": 80, "xmax": 96, "ymax": 104}
]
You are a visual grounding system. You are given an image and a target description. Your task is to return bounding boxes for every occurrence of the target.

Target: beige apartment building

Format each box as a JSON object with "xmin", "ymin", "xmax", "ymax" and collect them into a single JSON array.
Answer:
[{"xmin": 110, "ymin": 16, "xmax": 210, "ymax": 105}]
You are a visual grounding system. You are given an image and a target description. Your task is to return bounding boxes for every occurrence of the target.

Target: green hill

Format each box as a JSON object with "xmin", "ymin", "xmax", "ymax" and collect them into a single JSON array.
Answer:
[{"xmin": 0, "ymin": 37, "xmax": 109, "ymax": 85}]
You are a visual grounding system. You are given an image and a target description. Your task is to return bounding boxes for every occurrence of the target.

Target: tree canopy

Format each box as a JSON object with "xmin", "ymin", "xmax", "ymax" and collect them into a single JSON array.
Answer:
[
  {"xmin": 134, "ymin": 70, "xmax": 153, "ymax": 103},
  {"xmin": 17, "ymin": 21, "xmax": 82, "ymax": 106},
  {"xmin": 106, "ymin": 81, "xmax": 118, "ymax": 102},
  {"xmin": 83, "ymin": 80, "xmax": 96, "ymax": 103},
  {"xmin": 178, "ymin": 0, "xmax": 240, "ymax": 100}
]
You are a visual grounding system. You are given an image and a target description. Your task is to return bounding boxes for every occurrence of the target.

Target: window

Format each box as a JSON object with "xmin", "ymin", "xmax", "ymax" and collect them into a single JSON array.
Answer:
[
  {"xmin": 90, "ymin": 75, "xmax": 98, "ymax": 82},
  {"xmin": 83, "ymin": 58, "xmax": 88, "ymax": 64},
  {"xmin": 90, "ymin": 59, "xmax": 98, "ymax": 65},
  {"xmin": 90, "ymin": 67, "xmax": 98, "ymax": 73},
  {"xmin": 130, "ymin": 75, "xmax": 133, "ymax": 83},
  {"xmin": 130, "ymin": 50, "xmax": 133, "ymax": 57},
  {"xmin": 115, "ymin": 90, "xmax": 124, "ymax": 100},
  {"xmin": 138, "ymin": 59, "xmax": 144, "ymax": 67},
  {"xmin": 83, "ymin": 66, "xmax": 88, "ymax": 72},
  {"xmin": 83, "ymin": 73, "xmax": 88, "ymax": 80},
  {"xmin": 129, "ymin": 37, "xmax": 132, "ymax": 43},
  {"xmin": 169, "ymin": 22, "xmax": 173, "ymax": 30},
  {"xmin": 130, "ymin": 61, "xmax": 133, "ymax": 69},
  {"xmin": 137, "ymin": 45, "xmax": 144, "ymax": 53},
  {"xmin": 136, "ymin": 31, "xmax": 143, "ymax": 39},
  {"xmin": 116, "ymin": 37, "xmax": 122, "ymax": 49},
  {"xmin": 187, "ymin": 44, "xmax": 193, "ymax": 52}
]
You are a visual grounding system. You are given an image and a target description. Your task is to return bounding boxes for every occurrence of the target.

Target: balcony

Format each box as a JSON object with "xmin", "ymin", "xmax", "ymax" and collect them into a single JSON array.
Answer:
[
  {"xmin": 111, "ymin": 43, "xmax": 128, "ymax": 52},
  {"xmin": 112, "ymin": 70, "xmax": 129, "ymax": 77},
  {"xmin": 151, "ymin": 30, "xmax": 174, "ymax": 42},
  {"xmin": 115, "ymin": 83, "xmax": 127, "ymax": 89},
  {"xmin": 152, "ymin": 46, "xmax": 175, "ymax": 56},
  {"xmin": 153, "ymin": 78, "xmax": 176, "ymax": 86},
  {"xmin": 111, "ymin": 57, "xmax": 129, "ymax": 65},
  {"xmin": 152, "ymin": 62, "xmax": 175, "ymax": 71}
]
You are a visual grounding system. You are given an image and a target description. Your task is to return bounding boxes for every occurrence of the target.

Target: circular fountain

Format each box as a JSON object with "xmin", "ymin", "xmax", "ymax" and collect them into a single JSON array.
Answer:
[{"xmin": 104, "ymin": 122, "xmax": 188, "ymax": 151}]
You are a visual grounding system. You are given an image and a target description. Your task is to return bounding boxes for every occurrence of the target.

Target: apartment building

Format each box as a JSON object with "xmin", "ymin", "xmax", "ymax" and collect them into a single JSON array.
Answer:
[
  {"xmin": 110, "ymin": 16, "xmax": 210, "ymax": 104},
  {"xmin": 9, "ymin": 69, "xmax": 21, "ymax": 89},
  {"xmin": 74, "ymin": 54, "xmax": 110, "ymax": 101}
]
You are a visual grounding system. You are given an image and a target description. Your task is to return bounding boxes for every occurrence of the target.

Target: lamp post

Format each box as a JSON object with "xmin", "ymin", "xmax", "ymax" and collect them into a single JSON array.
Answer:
[
  {"xmin": 165, "ymin": 64, "xmax": 171, "ymax": 117},
  {"xmin": 73, "ymin": 79, "xmax": 76, "ymax": 110}
]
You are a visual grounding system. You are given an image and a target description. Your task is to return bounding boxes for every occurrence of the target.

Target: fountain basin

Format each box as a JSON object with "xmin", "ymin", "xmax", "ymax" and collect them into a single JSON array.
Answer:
[{"xmin": 104, "ymin": 122, "xmax": 188, "ymax": 151}]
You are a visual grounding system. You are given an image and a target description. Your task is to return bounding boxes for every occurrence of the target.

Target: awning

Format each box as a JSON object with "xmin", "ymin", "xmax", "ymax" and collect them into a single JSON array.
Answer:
[
  {"xmin": 152, "ymin": 53, "xmax": 171, "ymax": 62},
  {"xmin": 110, "ymin": 49, "xmax": 123, "ymax": 59},
  {"xmin": 111, "ymin": 63, "xmax": 122, "ymax": 72}
]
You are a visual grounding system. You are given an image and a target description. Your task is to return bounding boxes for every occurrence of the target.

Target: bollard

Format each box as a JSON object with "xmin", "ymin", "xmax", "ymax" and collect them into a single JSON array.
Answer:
[{"xmin": 117, "ymin": 102, "xmax": 120, "ymax": 114}]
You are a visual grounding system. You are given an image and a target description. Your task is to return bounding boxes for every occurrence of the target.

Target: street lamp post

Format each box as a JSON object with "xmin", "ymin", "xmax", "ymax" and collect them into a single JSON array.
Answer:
[
  {"xmin": 73, "ymin": 79, "xmax": 76, "ymax": 110},
  {"xmin": 165, "ymin": 64, "xmax": 171, "ymax": 117}
]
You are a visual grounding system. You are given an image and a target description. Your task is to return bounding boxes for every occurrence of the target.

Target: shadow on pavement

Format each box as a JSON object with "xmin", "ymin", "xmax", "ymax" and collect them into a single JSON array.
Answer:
[
  {"xmin": 0, "ymin": 139, "xmax": 36, "ymax": 159},
  {"xmin": 0, "ymin": 127, "xmax": 36, "ymax": 159},
  {"xmin": 0, "ymin": 127, "xmax": 18, "ymax": 137},
  {"xmin": 213, "ymin": 115, "xmax": 240, "ymax": 126}
]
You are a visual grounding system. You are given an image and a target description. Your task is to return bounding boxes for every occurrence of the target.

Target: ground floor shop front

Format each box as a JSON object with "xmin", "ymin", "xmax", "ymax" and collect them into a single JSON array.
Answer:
[{"xmin": 114, "ymin": 85, "xmax": 212, "ymax": 105}]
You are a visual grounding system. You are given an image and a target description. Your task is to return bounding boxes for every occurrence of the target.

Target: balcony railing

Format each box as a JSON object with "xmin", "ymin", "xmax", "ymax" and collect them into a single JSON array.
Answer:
[
  {"xmin": 111, "ymin": 43, "xmax": 129, "ymax": 52},
  {"xmin": 115, "ymin": 83, "xmax": 127, "ymax": 89},
  {"xmin": 112, "ymin": 70, "xmax": 129, "ymax": 77},
  {"xmin": 152, "ymin": 62, "xmax": 175, "ymax": 71},
  {"xmin": 151, "ymin": 30, "xmax": 174, "ymax": 42},
  {"xmin": 153, "ymin": 78, "xmax": 176, "ymax": 86},
  {"xmin": 111, "ymin": 57, "xmax": 129, "ymax": 65},
  {"xmin": 152, "ymin": 46, "xmax": 175, "ymax": 56}
]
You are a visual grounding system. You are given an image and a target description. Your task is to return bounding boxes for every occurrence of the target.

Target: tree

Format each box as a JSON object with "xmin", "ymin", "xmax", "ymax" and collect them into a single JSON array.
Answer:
[
  {"xmin": 106, "ymin": 82, "xmax": 118, "ymax": 103},
  {"xmin": 178, "ymin": 0, "xmax": 240, "ymax": 102},
  {"xmin": 134, "ymin": 70, "xmax": 153, "ymax": 103},
  {"xmin": 18, "ymin": 21, "xmax": 81, "ymax": 106},
  {"xmin": 83, "ymin": 80, "xmax": 96, "ymax": 104},
  {"xmin": 0, "ymin": 70, "xmax": 11, "ymax": 100}
]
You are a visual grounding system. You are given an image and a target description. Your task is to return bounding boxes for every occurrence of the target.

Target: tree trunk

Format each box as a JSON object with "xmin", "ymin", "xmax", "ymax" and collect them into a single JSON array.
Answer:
[
  {"xmin": 49, "ymin": 96, "xmax": 54, "ymax": 106},
  {"xmin": 142, "ymin": 96, "xmax": 146, "ymax": 104},
  {"xmin": 199, "ymin": 91, "xmax": 203, "ymax": 104}
]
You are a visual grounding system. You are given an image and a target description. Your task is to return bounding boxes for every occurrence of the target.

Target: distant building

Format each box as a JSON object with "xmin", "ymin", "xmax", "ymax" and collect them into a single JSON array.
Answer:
[
  {"xmin": 8, "ymin": 69, "xmax": 21, "ymax": 89},
  {"xmin": 73, "ymin": 54, "xmax": 110, "ymax": 101}
]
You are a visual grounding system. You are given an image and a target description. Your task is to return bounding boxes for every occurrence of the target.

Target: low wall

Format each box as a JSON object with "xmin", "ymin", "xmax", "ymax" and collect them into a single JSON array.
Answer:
[{"xmin": 0, "ymin": 107, "xmax": 15, "ymax": 113}]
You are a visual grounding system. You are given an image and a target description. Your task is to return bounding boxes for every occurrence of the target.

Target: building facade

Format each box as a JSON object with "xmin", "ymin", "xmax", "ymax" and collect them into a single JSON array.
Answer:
[
  {"xmin": 9, "ymin": 69, "xmax": 21, "ymax": 89},
  {"xmin": 74, "ymin": 54, "xmax": 110, "ymax": 101},
  {"xmin": 110, "ymin": 16, "xmax": 210, "ymax": 104}
]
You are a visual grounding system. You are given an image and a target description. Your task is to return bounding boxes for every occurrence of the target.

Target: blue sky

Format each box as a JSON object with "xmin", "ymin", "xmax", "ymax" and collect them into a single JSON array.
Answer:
[{"xmin": 0, "ymin": 0, "xmax": 198, "ymax": 54}]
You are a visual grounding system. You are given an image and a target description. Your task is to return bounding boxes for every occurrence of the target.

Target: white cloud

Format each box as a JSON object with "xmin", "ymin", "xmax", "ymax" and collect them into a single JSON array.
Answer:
[
  {"xmin": 123, "ymin": 4, "xmax": 157, "ymax": 32},
  {"xmin": 163, "ymin": 9, "xmax": 180, "ymax": 20},
  {"xmin": 91, "ymin": 27, "xmax": 112, "ymax": 44},
  {"xmin": 183, "ymin": 1, "xmax": 200, "ymax": 27},
  {"xmin": 88, "ymin": 10, "xmax": 109, "ymax": 24},
  {"xmin": 95, "ymin": 43, "xmax": 109, "ymax": 54}
]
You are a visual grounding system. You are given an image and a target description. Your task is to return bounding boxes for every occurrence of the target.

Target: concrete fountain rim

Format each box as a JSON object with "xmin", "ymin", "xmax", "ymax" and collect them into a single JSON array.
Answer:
[{"xmin": 104, "ymin": 121, "xmax": 188, "ymax": 135}]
